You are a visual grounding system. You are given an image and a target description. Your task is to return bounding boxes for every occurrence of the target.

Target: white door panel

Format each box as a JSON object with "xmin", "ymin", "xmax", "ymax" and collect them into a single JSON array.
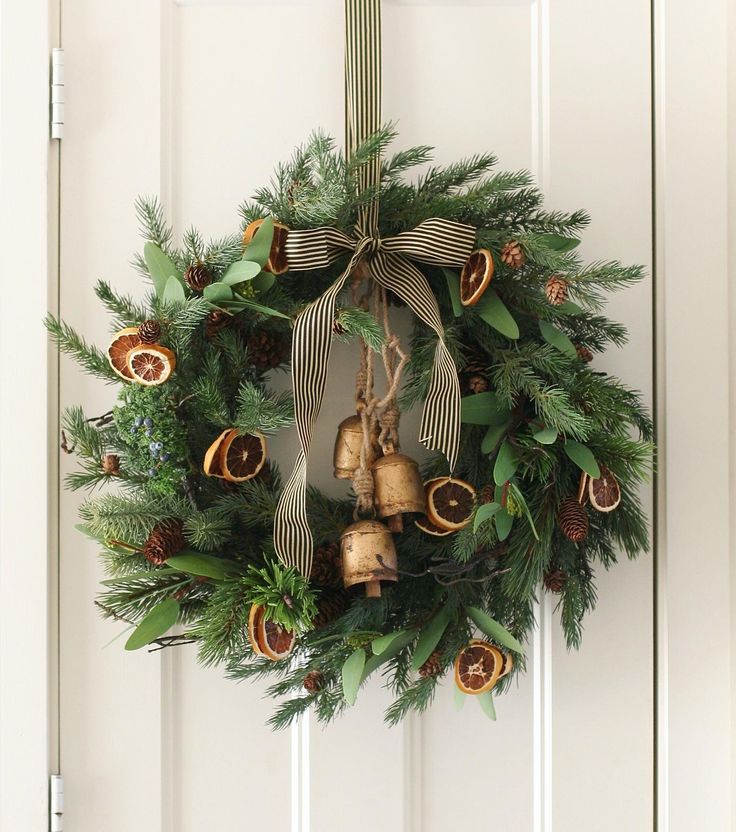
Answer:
[{"xmin": 58, "ymin": 1, "xmax": 653, "ymax": 829}]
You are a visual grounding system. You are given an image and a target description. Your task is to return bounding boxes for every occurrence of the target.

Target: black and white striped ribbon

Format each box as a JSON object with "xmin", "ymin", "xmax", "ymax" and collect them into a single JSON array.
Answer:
[{"xmin": 273, "ymin": 0, "xmax": 476, "ymax": 577}]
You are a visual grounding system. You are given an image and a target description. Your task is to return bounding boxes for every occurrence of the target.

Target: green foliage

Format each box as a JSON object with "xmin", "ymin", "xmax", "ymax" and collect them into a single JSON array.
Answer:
[
  {"xmin": 242, "ymin": 561, "xmax": 318, "ymax": 632},
  {"xmin": 45, "ymin": 315, "xmax": 119, "ymax": 382}
]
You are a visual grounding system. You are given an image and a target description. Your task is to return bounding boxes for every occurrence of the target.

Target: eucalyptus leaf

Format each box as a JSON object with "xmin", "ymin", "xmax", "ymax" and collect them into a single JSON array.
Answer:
[
  {"xmin": 477, "ymin": 691, "xmax": 497, "ymax": 721},
  {"xmin": 508, "ymin": 484, "xmax": 539, "ymax": 541},
  {"xmin": 242, "ymin": 216, "xmax": 275, "ymax": 267},
  {"xmin": 221, "ymin": 260, "xmax": 262, "ymax": 286},
  {"xmin": 473, "ymin": 501, "xmax": 502, "ymax": 533},
  {"xmin": 481, "ymin": 422, "xmax": 509, "ymax": 454},
  {"xmin": 557, "ymin": 300, "xmax": 584, "ymax": 315},
  {"xmin": 124, "ymin": 598, "xmax": 180, "ymax": 651},
  {"xmin": 411, "ymin": 609, "xmax": 451, "ymax": 671},
  {"xmin": 163, "ymin": 275, "xmax": 187, "ymax": 306},
  {"xmin": 442, "ymin": 267, "xmax": 464, "ymax": 318},
  {"xmin": 143, "ymin": 242, "xmax": 182, "ymax": 298},
  {"xmin": 372, "ymin": 630, "xmax": 407, "ymax": 655},
  {"xmin": 466, "ymin": 606, "xmax": 524, "ymax": 654},
  {"xmin": 461, "ymin": 392, "xmax": 510, "ymax": 426},
  {"xmin": 251, "ymin": 271, "xmax": 275, "ymax": 293},
  {"xmin": 166, "ymin": 552, "xmax": 233, "ymax": 580},
  {"xmin": 564, "ymin": 441, "xmax": 601, "ymax": 478},
  {"xmin": 532, "ymin": 426, "xmax": 558, "ymax": 445},
  {"xmin": 341, "ymin": 648, "xmax": 366, "ymax": 705},
  {"xmin": 537, "ymin": 233, "xmax": 580, "ymax": 253},
  {"xmin": 495, "ymin": 508, "xmax": 514, "ymax": 541},
  {"xmin": 361, "ymin": 629, "xmax": 417, "ymax": 681},
  {"xmin": 539, "ymin": 320, "xmax": 577, "ymax": 358},
  {"xmin": 493, "ymin": 440, "xmax": 518, "ymax": 485},
  {"xmin": 475, "ymin": 289, "xmax": 519, "ymax": 339},
  {"xmin": 203, "ymin": 282, "xmax": 234, "ymax": 303},
  {"xmin": 238, "ymin": 299, "xmax": 290, "ymax": 320},
  {"xmin": 454, "ymin": 686, "xmax": 467, "ymax": 711},
  {"xmin": 75, "ymin": 523, "xmax": 102, "ymax": 542}
]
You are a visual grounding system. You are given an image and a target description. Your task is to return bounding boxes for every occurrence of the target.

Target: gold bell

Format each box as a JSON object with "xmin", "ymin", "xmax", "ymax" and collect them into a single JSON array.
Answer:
[
  {"xmin": 333, "ymin": 415, "xmax": 381, "ymax": 479},
  {"xmin": 371, "ymin": 453, "xmax": 426, "ymax": 525},
  {"xmin": 340, "ymin": 519, "xmax": 398, "ymax": 598}
]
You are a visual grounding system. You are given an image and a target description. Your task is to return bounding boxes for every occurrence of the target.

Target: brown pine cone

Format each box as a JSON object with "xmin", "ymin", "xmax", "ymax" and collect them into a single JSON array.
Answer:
[
  {"xmin": 247, "ymin": 329, "xmax": 290, "ymax": 370},
  {"xmin": 467, "ymin": 374, "xmax": 489, "ymax": 394},
  {"xmin": 184, "ymin": 263, "xmax": 213, "ymax": 292},
  {"xmin": 312, "ymin": 589, "xmax": 350, "ymax": 629},
  {"xmin": 303, "ymin": 671, "xmax": 324, "ymax": 693},
  {"xmin": 418, "ymin": 650, "xmax": 442, "ymax": 678},
  {"xmin": 575, "ymin": 344, "xmax": 594, "ymax": 363},
  {"xmin": 205, "ymin": 310, "xmax": 231, "ymax": 338},
  {"xmin": 137, "ymin": 320, "xmax": 162, "ymax": 345},
  {"xmin": 557, "ymin": 497, "xmax": 589, "ymax": 543},
  {"xmin": 332, "ymin": 318, "xmax": 347, "ymax": 336},
  {"xmin": 460, "ymin": 359, "xmax": 489, "ymax": 395},
  {"xmin": 544, "ymin": 569, "xmax": 567, "ymax": 593},
  {"xmin": 101, "ymin": 453, "xmax": 120, "ymax": 476},
  {"xmin": 501, "ymin": 240, "xmax": 525, "ymax": 269},
  {"xmin": 310, "ymin": 541, "xmax": 342, "ymax": 588},
  {"xmin": 480, "ymin": 484, "xmax": 495, "ymax": 504},
  {"xmin": 143, "ymin": 519, "xmax": 187, "ymax": 566},
  {"xmin": 545, "ymin": 275, "xmax": 568, "ymax": 306}
]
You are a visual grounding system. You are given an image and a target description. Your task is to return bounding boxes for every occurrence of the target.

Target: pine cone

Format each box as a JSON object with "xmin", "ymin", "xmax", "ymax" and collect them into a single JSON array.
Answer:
[
  {"xmin": 545, "ymin": 275, "xmax": 568, "ymax": 306},
  {"xmin": 101, "ymin": 453, "xmax": 120, "ymax": 476},
  {"xmin": 184, "ymin": 263, "xmax": 213, "ymax": 292},
  {"xmin": 575, "ymin": 344, "xmax": 594, "ymax": 363},
  {"xmin": 460, "ymin": 359, "xmax": 489, "ymax": 395},
  {"xmin": 501, "ymin": 240, "xmax": 525, "ymax": 269},
  {"xmin": 303, "ymin": 671, "xmax": 325, "ymax": 693},
  {"xmin": 312, "ymin": 589, "xmax": 350, "ymax": 629},
  {"xmin": 143, "ymin": 519, "xmax": 186, "ymax": 565},
  {"xmin": 137, "ymin": 320, "xmax": 162, "ymax": 345},
  {"xmin": 544, "ymin": 569, "xmax": 567, "ymax": 593},
  {"xmin": 557, "ymin": 497, "xmax": 589, "ymax": 542},
  {"xmin": 480, "ymin": 484, "xmax": 495, "ymax": 504},
  {"xmin": 418, "ymin": 650, "xmax": 442, "ymax": 678},
  {"xmin": 205, "ymin": 310, "xmax": 231, "ymax": 338},
  {"xmin": 310, "ymin": 542, "xmax": 342, "ymax": 588},
  {"xmin": 467, "ymin": 374, "xmax": 489, "ymax": 394},
  {"xmin": 247, "ymin": 329, "xmax": 290, "ymax": 370}
]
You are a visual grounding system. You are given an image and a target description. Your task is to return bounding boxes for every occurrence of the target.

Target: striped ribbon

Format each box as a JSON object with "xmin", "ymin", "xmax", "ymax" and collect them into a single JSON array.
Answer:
[{"xmin": 273, "ymin": 0, "xmax": 476, "ymax": 577}]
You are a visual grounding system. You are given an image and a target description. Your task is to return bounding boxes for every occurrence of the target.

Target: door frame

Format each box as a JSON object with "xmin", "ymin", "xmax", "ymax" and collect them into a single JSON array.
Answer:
[{"xmin": 0, "ymin": 0, "xmax": 732, "ymax": 829}]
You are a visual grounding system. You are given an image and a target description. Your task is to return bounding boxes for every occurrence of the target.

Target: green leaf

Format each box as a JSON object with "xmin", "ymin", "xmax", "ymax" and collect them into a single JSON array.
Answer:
[
  {"xmin": 466, "ymin": 606, "xmax": 524, "ymax": 654},
  {"xmin": 361, "ymin": 630, "xmax": 417, "ymax": 681},
  {"xmin": 477, "ymin": 691, "xmax": 497, "ymax": 721},
  {"xmin": 442, "ymin": 267, "xmax": 463, "ymax": 318},
  {"xmin": 539, "ymin": 320, "xmax": 577, "ymax": 358},
  {"xmin": 75, "ymin": 523, "xmax": 102, "ymax": 541},
  {"xmin": 564, "ymin": 441, "xmax": 601, "ymax": 478},
  {"xmin": 475, "ymin": 289, "xmax": 519, "ymax": 339},
  {"xmin": 341, "ymin": 648, "xmax": 366, "ymax": 706},
  {"xmin": 537, "ymin": 233, "xmax": 580, "ymax": 253},
  {"xmin": 203, "ymin": 282, "xmax": 234, "ymax": 303},
  {"xmin": 473, "ymin": 501, "xmax": 502, "ymax": 533},
  {"xmin": 557, "ymin": 301, "xmax": 584, "ymax": 315},
  {"xmin": 236, "ymin": 299, "xmax": 290, "ymax": 320},
  {"xmin": 453, "ymin": 686, "xmax": 467, "ymax": 711},
  {"xmin": 124, "ymin": 598, "xmax": 180, "ymax": 651},
  {"xmin": 372, "ymin": 630, "xmax": 407, "ymax": 655},
  {"xmin": 251, "ymin": 271, "xmax": 275, "ymax": 293},
  {"xmin": 461, "ymin": 392, "xmax": 511, "ymax": 426},
  {"xmin": 243, "ymin": 216, "xmax": 275, "ymax": 267},
  {"xmin": 411, "ymin": 609, "xmax": 451, "ymax": 671},
  {"xmin": 508, "ymin": 484, "xmax": 539, "ymax": 541},
  {"xmin": 166, "ymin": 552, "xmax": 233, "ymax": 581},
  {"xmin": 221, "ymin": 260, "xmax": 262, "ymax": 286},
  {"xmin": 481, "ymin": 422, "xmax": 508, "ymax": 454},
  {"xmin": 532, "ymin": 426, "xmax": 558, "ymax": 445},
  {"xmin": 493, "ymin": 440, "xmax": 518, "ymax": 486},
  {"xmin": 495, "ymin": 508, "xmax": 513, "ymax": 541},
  {"xmin": 163, "ymin": 275, "xmax": 187, "ymax": 306},
  {"xmin": 143, "ymin": 242, "xmax": 181, "ymax": 298}
]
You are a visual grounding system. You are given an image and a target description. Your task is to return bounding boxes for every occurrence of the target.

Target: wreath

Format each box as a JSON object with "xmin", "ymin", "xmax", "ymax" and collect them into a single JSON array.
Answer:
[{"xmin": 48, "ymin": 1, "xmax": 651, "ymax": 728}]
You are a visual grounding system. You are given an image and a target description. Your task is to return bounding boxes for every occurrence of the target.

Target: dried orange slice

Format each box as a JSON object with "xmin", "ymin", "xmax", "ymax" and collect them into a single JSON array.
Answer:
[
  {"xmin": 219, "ymin": 430, "xmax": 267, "ymax": 483},
  {"xmin": 459, "ymin": 249, "xmax": 494, "ymax": 306},
  {"xmin": 454, "ymin": 639, "xmax": 503, "ymax": 695},
  {"xmin": 107, "ymin": 327, "xmax": 142, "ymax": 380},
  {"xmin": 203, "ymin": 428, "xmax": 233, "ymax": 478},
  {"xmin": 499, "ymin": 650, "xmax": 514, "ymax": 679},
  {"xmin": 247, "ymin": 604, "xmax": 265, "ymax": 655},
  {"xmin": 577, "ymin": 471, "xmax": 590, "ymax": 504},
  {"xmin": 126, "ymin": 344, "xmax": 176, "ymax": 386},
  {"xmin": 426, "ymin": 477, "xmax": 476, "ymax": 531},
  {"xmin": 588, "ymin": 466, "xmax": 621, "ymax": 512},
  {"xmin": 243, "ymin": 218, "xmax": 290, "ymax": 275},
  {"xmin": 415, "ymin": 516, "xmax": 453, "ymax": 537},
  {"xmin": 257, "ymin": 613, "xmax": 295, "ymax": 661}
]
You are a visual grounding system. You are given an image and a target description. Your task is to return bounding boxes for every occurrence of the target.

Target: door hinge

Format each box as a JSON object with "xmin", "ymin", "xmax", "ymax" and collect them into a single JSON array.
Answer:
[
  {"xmin": 51, "ymin": 48, "xmax": 64, "ymax": 139},
  {"xmin": 50, "ymin": 774, "xmax": 64, "ymax": 832}
]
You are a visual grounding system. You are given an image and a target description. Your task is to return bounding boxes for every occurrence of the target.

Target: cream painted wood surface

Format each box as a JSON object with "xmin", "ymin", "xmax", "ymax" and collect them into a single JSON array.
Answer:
[{"xmin": 56, "ymin": 1, "xmax": 653, "ymax": 830}]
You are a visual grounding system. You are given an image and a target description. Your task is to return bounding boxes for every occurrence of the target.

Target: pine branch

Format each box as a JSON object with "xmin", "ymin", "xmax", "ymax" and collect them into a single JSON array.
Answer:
[{"xmin": 45, "ymin": 315, "xmax": 119, "ymax": 383}]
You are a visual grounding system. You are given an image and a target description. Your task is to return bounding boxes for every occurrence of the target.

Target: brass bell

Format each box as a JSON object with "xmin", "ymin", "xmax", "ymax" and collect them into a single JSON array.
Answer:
[
  {"xmin": 333, "ymin": 415, "xmax": 381, "ymax": 479},
  {"xmin": 371, "ymin": 453, "xmax": 426, "ymax": 526},
  {"xmin": 340, "ymin": 519, "xmax": 398, "ymax": 598}
]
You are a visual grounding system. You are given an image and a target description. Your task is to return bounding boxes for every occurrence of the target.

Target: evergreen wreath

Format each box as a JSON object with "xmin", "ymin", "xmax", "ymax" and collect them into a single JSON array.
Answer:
[{"xmin": 48, "ymin": 124, "xmax": 652, "ymax": 727}]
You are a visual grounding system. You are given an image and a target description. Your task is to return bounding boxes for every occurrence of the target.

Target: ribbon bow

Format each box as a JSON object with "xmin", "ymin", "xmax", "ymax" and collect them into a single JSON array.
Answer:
[{"xmin": 273, "ymin": 0, "xmax": 476, "ymax": 577}]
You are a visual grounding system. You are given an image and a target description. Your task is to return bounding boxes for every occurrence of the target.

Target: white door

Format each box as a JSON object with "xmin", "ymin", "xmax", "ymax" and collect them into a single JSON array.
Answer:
[{"xmin": 56, "ymin": 1, "xmax": 654, "ymax": 830}]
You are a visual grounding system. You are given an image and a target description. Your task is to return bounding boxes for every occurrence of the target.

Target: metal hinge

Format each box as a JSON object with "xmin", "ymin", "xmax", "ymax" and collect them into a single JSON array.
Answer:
[
  {"xmin": 51, "ymin": 48, "xmax": 64, "ymax": 139},
  {"xmin": 50, "ymin": 774, "xmax": 64, "ymax": 832}
]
